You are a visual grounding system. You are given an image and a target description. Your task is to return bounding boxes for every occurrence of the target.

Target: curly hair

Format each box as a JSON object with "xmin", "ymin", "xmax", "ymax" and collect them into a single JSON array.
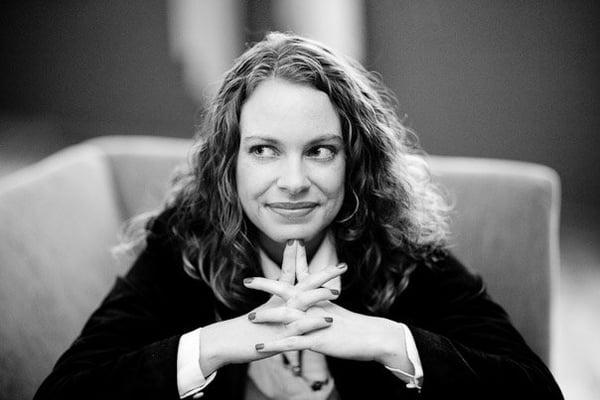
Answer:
[{"xmin": 154, "ymin": 32, "xmax": 450, "ymax": 314}]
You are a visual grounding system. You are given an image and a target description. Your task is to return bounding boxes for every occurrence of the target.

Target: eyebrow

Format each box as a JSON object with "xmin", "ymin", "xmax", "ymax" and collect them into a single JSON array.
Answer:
[{"xmin": 242, "ymin": 134, "xmax": 343, "ymax": 145}]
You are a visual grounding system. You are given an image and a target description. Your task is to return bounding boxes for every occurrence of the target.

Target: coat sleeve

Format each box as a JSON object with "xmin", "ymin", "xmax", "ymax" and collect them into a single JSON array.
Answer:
[
  {"xmin": 34, "ymin": 212, "xmax": 211, "ymax": 400},
  {"xmin": 402, "ymin": 254, "xmax": 563, "ymax": 399}
]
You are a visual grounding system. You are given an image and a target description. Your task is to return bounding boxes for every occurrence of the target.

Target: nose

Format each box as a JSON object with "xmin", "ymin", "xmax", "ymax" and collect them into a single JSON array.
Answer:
[{"xmin": 276, "ymin": 157, "xmax": 310, "ymax": 195}]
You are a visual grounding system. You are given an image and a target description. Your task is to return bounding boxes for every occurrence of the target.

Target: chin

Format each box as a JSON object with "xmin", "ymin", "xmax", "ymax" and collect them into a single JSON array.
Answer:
[{"xmin": 262, "ymin": 224, "xmax": 324, "ymax": 243}]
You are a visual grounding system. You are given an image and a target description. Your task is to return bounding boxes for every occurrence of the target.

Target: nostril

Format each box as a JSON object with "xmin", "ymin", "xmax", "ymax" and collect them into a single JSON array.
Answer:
[{"xmin": 276, "ymin": 173, "xmax": 311, "ymax": 193}]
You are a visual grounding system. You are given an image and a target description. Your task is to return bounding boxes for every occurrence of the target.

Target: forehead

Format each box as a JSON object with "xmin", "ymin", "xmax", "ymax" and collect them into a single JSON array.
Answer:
[{"xmin": 239, "ymin": 78, "xmax": 341, "ymax": 142}]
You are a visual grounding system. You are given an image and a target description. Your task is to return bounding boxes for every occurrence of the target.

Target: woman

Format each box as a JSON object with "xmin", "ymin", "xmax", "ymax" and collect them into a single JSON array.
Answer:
[{"xmin": 35, "ymin": 32, "xmax": 563, "ymax": 399}]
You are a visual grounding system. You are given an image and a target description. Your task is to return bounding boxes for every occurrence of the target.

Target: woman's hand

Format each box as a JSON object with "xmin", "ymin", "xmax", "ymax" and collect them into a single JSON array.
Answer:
[
  {"xmin": 197, "ymin": 302, "xmax": 332, "ymax": 375},
  {"xmin": 245, "ymin": 241, "xmax": 412, "ymax": 370},
  {"xmin": 196, "ymin": 240, "xmax": 345, "ymax": 375},
  {"xmin": 251, "ymin": 299, "xmax": 407, "ymax": 364}
]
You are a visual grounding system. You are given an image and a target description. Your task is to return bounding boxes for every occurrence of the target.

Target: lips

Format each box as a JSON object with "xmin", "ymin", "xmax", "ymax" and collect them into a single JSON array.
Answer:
[
  {"xmin": 267, "ymin": 202, "xmax": 318, "ymax": 210},
  {"xmin": 267, "ymin": 202, "xmax": 318, "ymax": 219}
]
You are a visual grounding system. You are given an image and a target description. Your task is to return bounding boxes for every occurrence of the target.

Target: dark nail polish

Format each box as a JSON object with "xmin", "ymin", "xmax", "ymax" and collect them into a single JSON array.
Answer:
[
  {"xmin": 248, "ymin": 312, "xmax": 256, "ymax": 321},
  {"xmin": 337, "ymin": 263, "xmax": 347, "ymax": 269},
  {"xmin": 324, "ymin": 317, "xmax": 333, "ymax": 323},
  {"xmin": 287, "ymin": 239, "xmax": 295, "ymax": 246},
  {"xmin": 255, "ymin": 343, "xmax": 264, "ymax": 351},
  {"xmin": 330, "ymin": 289, "xmax": 340, "ymax": 296},
  {"xmin": 298, "ymin": 239, "xmax": 305, "ymax": 247},
  {"xmin": 243, "ymin": 277, "xmax": 254, "ymax": 285}
]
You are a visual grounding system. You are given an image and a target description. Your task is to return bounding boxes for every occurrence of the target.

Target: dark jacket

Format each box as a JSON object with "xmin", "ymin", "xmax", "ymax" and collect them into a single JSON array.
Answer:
[{"xmin": 35, "ymin": 211, "xmax": 563, "ymax": 399}]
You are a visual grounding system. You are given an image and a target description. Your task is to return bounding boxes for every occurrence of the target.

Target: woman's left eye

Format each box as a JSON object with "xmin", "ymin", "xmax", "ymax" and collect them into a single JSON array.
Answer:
[{"xmin": 307, "ymin": 146, "xmax": 337, "ymax": 160}]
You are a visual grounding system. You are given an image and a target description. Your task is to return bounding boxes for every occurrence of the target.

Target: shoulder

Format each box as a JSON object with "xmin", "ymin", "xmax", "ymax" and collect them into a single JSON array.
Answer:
[
  {"xmin": 123, "ymin": 206, "xmax": 210, "ymax": 301},
  {"xmin": 145, "ymin": 206, "xmax": 179, "ymax": 247},
  {"xmin": 395, "ymin": 252, "xmax": 488, "ymax": 314},
  {"xmin": 412, "ymin": 252, "xmax": 483, "ymax": 292}
]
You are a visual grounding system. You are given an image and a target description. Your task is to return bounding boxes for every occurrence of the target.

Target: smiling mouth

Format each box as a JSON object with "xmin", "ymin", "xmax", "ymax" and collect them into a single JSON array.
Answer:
[
  {"xmin": 267, "ymin": 202, "xmax": 318, "ymax": 209},
  {"xmin": 267, "ymin": 202, "xmax": 318, "ymax": 218}
]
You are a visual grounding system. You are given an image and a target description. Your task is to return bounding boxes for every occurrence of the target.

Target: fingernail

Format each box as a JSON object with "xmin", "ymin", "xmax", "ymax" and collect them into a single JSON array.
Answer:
[
  {"xmin": 292, "ymin": 365, "xmax": 302, "ymax": 376},
  {"xmin": 298, "ymin": 239, "xmax": 305, "ymax": 247},
  {"xmin": 324, "ymin": 317, "xmax": 333, "ymax": 323},
  {"xmin": 337, "ymin": 263, "xmax": 347, "ymax": 269},
  {"xmin": 248, "ymin": 312, "xmax": 256, "ymax": 321},
  {"xmin": 287, "ymin": 239, "xmax": 295, "ymax": 246},
  {"xmin": 255, "ymin": 343, "xmax": 264, "ymax": 351},
  {"xmin": 330, "ymin": 289, "xmax": 340, "ymax": 296},
  {"xmin": 243, "ymin": 278, "xmax": 254, "ymax": 285}
]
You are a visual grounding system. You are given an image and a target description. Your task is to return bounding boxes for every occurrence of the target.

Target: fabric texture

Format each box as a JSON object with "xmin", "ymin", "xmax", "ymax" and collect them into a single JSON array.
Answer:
[{"xmin": 33, "ymin": 208, "xmax": 563, "ymax": 399}]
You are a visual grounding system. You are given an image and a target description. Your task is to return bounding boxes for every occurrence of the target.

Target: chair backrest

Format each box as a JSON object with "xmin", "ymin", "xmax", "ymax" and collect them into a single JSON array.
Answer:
[
  {"xmin": 0, "ymin": 135, "xmax": 560, "ymax": 399},
  {"xmin": 0, "ymin": 145, "xmax": 123, "ymax": 399},
  {"xmin": 428, "ymin": 156, "xmax": 560, "ymax": 366}
]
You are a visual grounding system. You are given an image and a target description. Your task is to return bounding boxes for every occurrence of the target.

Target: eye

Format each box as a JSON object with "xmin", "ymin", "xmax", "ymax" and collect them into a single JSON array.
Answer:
[
  {"xmin": 306, "ymin": 145, "xmax": 337, "ymax": 161},
  {"xmin": 249, "ymin": 145, "xmax": 278, "ymax": 158}
]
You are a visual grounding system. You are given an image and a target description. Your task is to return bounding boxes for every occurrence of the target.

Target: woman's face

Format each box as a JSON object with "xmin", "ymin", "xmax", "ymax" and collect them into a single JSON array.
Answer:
[{"xmin": 236, "ymin": 78, "xmax": 345, "ymax": 245}]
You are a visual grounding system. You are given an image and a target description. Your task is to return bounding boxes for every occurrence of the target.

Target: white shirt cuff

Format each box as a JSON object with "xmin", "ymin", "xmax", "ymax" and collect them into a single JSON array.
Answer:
[
  {"xmin": 384, "ymin": 323, "xmax": 424, "ymax": 390},
  {"xmin": 177, "ymin": 329, "xmax": 217, "ymax": 399}
]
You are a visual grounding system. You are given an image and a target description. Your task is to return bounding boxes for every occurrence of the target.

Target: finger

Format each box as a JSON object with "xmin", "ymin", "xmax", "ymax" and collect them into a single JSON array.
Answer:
[
  {"xmin": 296, "ymin": 263, "xmax": 347, "ymax": 291},
  {"xmin": 295, "ymin": 240, "xmax": 309, "ymax": 282},
  {"xmin": 279, "ymin": 239, "xmax": 297, "ymax": 284},
  {"xmin": 244, "ymin": 277, "xmax": 293, "ymax": 300},
  {"xmin": 285, "ymin": 316, "xmax": 333, "ymax": 336},
  {"xmin": 256, "ymin": 336, "xmax": 314, "ymax": 353},
  {"xmin": 248, "ymin": 306, "xmax": 305, "ymax": 324},
  {"xmin": 288, "ymin": 287, "xmax": 340, "ymax": 311},
  {"xmin": 283, "ymin": 351, "xmax": 300, "ymax": 374}
]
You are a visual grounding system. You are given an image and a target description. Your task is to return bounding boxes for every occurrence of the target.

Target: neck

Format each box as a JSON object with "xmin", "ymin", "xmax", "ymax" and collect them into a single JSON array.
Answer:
[{"xmin": 258, "ymin": 230, "xmax": 326, "ymax": 265}]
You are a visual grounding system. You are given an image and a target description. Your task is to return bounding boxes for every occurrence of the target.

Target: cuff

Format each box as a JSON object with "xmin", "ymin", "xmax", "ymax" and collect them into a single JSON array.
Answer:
[
  {"xmin": 177, "ymin": 329, "xmax": 217, "ymax": 399},
  {"xmin": 384, "ymin": 323, "xmax": 424, "ymax": 390}
]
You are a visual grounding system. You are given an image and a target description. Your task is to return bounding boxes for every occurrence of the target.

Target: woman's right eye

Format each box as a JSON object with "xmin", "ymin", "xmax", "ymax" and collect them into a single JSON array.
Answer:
[{"xmin": 249, "ymin": 145, "xmax": 277, "ymax": 158}]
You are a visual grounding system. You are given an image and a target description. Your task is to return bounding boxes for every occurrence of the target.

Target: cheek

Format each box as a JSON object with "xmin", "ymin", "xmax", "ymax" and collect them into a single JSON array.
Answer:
[
  {"xmin": 314, "ymin": 164, "xmax": 346, "ymax": 202},
  {"xmin": 235, "ymin": 157, "xmax": 271, "ymax": 201}
]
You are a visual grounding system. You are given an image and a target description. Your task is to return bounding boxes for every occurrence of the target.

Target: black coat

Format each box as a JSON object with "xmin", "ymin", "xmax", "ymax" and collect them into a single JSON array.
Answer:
[{"xmin": 35, "ymin": 211, "xmax": 563, "ymax": 400}]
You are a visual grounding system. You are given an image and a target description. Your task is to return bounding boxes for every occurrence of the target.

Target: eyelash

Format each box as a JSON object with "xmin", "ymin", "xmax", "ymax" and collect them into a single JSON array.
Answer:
[
  {"xmin": 248, "ymin": 145, "xmax": 338, "ymax": 160},
  {"xmin": 306, "ymin": 146, "xmax": 338, "ymax": 160}
]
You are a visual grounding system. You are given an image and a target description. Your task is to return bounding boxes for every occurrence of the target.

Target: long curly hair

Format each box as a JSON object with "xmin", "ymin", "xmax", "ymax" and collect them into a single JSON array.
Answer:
[{"xmin": 159, "ymin": 32, "xmax": 450, "ymax": 314}]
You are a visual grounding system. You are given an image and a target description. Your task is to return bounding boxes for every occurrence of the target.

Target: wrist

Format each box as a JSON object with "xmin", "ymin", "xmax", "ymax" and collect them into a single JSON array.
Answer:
[
  {"xmin": 373, "ymin": 319, "xmax": 412, "ymax": 371},
  {"xmin": 198, "ymin": 322, "xmax": 228, "ymax": 375}
]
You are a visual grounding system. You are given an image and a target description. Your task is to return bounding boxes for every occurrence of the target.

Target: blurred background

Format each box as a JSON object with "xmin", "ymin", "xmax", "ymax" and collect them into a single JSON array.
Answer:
[{"xmin": 0, "ymin": 0, "xmax": 598, "ymax": 398}]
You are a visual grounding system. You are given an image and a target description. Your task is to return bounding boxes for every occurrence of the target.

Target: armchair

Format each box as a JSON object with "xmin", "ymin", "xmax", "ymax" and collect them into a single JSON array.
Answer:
[{"xmin": 0, "ymin": 136, "xmax": 560, "ymax": 399}]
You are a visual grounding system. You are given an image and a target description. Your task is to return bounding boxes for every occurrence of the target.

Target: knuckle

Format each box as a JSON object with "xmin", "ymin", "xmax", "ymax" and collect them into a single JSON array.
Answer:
[
  {"xmin": 294, "ymin": 291, "xmax": 308, "ymax": 303},
  {"xmin": 285, "ymin": 321, "xmax": 299, "ymax": 333},
  {"xmin": 297, "ymin": 272, "xmax": 309, "ymax": 282},
  {"xmin": 284, "ymin": 306, "xmax": 301, "ymax": 320},
  {"xmin": 286, "ymin": 297, "xmax": 298, "ymax": 310},
  {"xmin": 285, "ymin": 337, "xmax": 300, "ymax": 349},
  {"xmin": 285, "ymin": 290, "xmax": 301, "ymax": 305}
]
